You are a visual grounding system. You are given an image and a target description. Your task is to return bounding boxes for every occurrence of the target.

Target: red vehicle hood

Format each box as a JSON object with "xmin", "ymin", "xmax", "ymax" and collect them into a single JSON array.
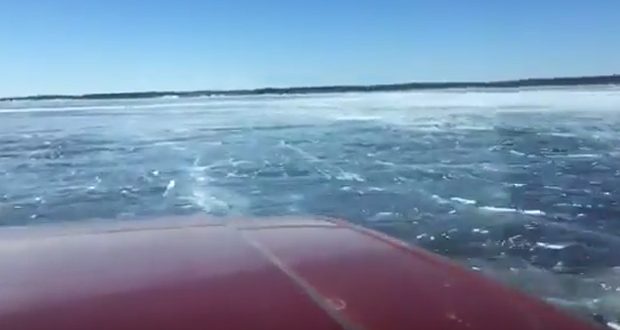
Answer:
[{"xmin": 0, "ymin": 216, "xmax": 596, "ymax": 330}]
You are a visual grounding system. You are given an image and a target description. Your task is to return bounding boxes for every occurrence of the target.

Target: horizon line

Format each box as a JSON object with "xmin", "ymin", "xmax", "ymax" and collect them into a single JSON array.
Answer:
[{"xmin": 2, "ymin": 73, "xmax": 620, "ymax": 101}]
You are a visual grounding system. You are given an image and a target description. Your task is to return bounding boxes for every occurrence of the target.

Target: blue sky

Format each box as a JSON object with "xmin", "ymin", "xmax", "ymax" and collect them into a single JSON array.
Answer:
[{"xmin": 1, "ymin": 0, "xmax": 619, "ymax": 97}]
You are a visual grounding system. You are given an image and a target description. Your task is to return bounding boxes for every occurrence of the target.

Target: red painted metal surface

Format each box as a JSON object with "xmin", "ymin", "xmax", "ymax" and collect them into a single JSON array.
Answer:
[{"xmin": 0, "ymin": 216, "xmax": 597, "ymax": 330}]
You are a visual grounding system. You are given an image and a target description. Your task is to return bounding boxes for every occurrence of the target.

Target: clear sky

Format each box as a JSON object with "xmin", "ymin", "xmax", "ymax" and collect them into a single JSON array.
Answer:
[{"xmin": 1, "ymin": 0, "xmax": 619, "ymax": 97}]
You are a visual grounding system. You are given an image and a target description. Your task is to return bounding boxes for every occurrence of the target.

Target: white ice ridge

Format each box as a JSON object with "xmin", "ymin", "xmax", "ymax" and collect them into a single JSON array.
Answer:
[
  {"xmin": 450, "ymin": 197, "xmax": 477, "ymax": 205},
  {"xmin": 478, "ymin": 206, "xmax": 546, "ymax": 216},
  {"xmin": 535, "ymin": 242, "xmax": 571, "ymax": 250},
  {"xmin": 162, "ymin": 180, "xmax": 176, "ymax": 197}
]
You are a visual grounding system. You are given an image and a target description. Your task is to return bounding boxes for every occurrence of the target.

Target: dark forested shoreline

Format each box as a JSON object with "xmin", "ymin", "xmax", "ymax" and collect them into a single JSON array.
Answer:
[{"xmin": 3, "ymin": 74, "xmax": 619, "ymax": 101}]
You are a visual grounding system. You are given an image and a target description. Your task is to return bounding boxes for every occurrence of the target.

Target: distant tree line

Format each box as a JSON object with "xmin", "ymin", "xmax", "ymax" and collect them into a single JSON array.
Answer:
[{"xmin": 2, "ymin": 74, "xmax": 619, "ymax": 101}]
